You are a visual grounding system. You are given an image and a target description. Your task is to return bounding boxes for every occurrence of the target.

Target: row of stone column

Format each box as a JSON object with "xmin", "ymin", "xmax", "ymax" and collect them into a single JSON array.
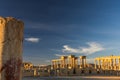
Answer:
[
  {"xmin": 95, "ymin": 56, "xmax": 120, "ymax": 70},
  {"xmin": 51, "ymin": 55, "xmax": 86, "ymax": 69}
]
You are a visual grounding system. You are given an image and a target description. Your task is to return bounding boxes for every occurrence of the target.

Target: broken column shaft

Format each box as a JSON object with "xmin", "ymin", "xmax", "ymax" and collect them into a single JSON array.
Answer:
[{"xmin": 0, "ymin": 17, "xmax": 24, "ymax": 80}]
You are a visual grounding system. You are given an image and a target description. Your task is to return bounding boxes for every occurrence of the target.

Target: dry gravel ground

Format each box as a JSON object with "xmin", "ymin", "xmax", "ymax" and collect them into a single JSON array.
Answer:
[{"xmin": 23, "ymin": 76, "xmax": 120, "ymax": 80}]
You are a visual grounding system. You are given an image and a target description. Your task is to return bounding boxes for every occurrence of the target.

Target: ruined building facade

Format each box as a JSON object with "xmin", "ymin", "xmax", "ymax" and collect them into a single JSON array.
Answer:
[{"xmin": 51, "ymin": 55, "xmax": 120, "ymax": 76}]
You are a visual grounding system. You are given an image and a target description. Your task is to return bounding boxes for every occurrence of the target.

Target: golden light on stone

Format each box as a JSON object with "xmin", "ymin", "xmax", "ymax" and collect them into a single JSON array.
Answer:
[
  {"xmin": 94, "ymin": 55, "xmax": 120, "ymax": 71},
  {"xmin": 0, "ymin": 17, "xmax": 24, "ymax": 80},
  {"xmin": 50, "ymin": 55, "xmax": 120, "ymax": 76}
]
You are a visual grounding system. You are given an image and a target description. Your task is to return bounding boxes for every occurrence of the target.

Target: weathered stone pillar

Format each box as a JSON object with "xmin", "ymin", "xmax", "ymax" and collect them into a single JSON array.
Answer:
[
  {"xmin": 119, "ymin": 58, "xmax": 120, "ymax": 70},
  {"xmin": 94, "ymin": 60, "xmax": 97, "ymax": 69},
  {"xmin": 84, "ymin": 58, "xmax": 86, "ymax": 68},
  {"xmin": 60, "ymin": 56, "xmax": 67, "ymax": 68},
  {"xmin": 109, "ymin": 59, "xmax": 111, "ymax": 69},
  {"xmin": 51, "ymin": 60, "xmax": 54, "ymax": 69},
  {"xmin": 53, "ymin": 60, "xmax": 56, "ymax": 69},
  {"xmin": 79, "ymin": 56, "xmax": 86, "ymax": 68},
  {"xmin": 0, "ymin": 17, "xmax": 24, "ymax": 80},
  {"xmin": 75, "ymin": 57, "xmax": 78, "ymax": 68},
  {"xmin": 98, "ymin": 59, "xmax": 101, "ymax": 69},
  {"xmin": 63, "ymin": 59, "xmax": 66, "ymax": 68},
  {"xmin": 68, "ymin": 57, "xmax": 71, "ymax": 68},
  {"xmin": 110, "ymin": 59, "xmax": 113, "ymax": 70},
  {"xmin": 60, "ymin": 60, "xmax": 62, "ymax": 68},
  {"xmin": 72, "ymin": 57, "xmax": 74, "ymax": 68},
  {"xmin": 101, "ymin": 59, "xmax": 104, "ymax": 69}
]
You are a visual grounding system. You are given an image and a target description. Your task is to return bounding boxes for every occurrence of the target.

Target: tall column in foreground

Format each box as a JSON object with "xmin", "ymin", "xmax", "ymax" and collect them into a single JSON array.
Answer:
[{"xmin": 0, "ymin": 17, "xmax": 24, "ymax": 80}]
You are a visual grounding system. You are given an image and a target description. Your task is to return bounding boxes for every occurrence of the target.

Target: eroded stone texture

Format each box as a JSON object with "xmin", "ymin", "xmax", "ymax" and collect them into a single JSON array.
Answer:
[{"xmin": 0, "ymin": 17, "xmax": 24, "ymax": 80}]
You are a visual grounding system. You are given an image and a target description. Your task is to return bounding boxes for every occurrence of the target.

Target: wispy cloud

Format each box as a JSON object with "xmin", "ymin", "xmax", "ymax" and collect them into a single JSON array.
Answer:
[
  {"xmin": 51, "ymin": 49, "xmax": 61, "ymax": 52},
  {"xmin": 45, "ymin": 60, "xmax": 51, "ymax": 63},
  {"xmin": 54, "ymin": 54, "xmax": 68, "ymax": 57},
  {"xmin": 25, "ymin": 37, "xmax": 40, "ymax": 43},
  {"xmin": 62, "ymin": 42, "xmax": 105, "ymax": 55}
]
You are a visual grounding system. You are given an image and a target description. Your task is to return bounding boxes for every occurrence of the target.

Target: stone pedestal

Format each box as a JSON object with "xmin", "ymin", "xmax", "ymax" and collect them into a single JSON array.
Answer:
[{"xmin": 0, "ymin": 17, "xmax": 24, "ymax": 80}]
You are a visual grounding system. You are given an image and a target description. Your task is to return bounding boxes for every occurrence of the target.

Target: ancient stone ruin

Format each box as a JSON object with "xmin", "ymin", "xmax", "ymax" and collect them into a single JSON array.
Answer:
[{"xmin": 0, "ymin": 17, "xmax": 24, "ymax": 80}]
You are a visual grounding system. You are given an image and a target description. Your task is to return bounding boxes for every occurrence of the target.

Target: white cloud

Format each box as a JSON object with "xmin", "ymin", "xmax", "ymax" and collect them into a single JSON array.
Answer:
[
  {"xmin": 54, "ymin": 54, "xmax": 68, "ymax": 57},
  {"xmin": 25, "ymin": 37, "xmax": 40, "ymax": 43},
  {"xmin": 45, "ymin": 60, "xmax": 51, "ymax": 63},
  {"xmin": 62, "ymin": 42, "xmax": 105, "ymax": 55},
  {"xmin": 63, "ymin": 45, "xmax": 79, "ymax": 53}
]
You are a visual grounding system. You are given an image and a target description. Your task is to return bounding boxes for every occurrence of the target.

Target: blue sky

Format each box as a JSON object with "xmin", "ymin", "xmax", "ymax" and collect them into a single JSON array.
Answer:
[{"xmin": 1, "ymin": 0, "xmax": 120, "ymax": 65}]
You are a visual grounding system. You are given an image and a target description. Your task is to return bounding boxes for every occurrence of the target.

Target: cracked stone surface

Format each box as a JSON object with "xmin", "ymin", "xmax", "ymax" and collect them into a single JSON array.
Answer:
[{"xmin": 0, "ymin": 17, "xmax": 24, "ymax": 80}]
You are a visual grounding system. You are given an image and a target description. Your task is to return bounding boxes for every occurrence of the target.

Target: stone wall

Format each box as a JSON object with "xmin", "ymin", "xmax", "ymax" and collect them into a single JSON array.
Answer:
[{"xmin": 0, "ymin": 17, "xmax": 24, "ymax": 80}]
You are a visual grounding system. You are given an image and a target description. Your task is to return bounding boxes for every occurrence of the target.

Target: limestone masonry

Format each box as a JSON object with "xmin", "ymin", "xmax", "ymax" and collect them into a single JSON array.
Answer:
[{"xmin": 0, "ymin": 17, "xmax": 24, "ymax": 80}]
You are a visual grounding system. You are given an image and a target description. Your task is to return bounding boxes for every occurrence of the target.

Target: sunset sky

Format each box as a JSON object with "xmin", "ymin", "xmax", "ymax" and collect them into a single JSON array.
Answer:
[{"xmin": 1, "ymin": 0, "xmax": 120, "ymax": 65}]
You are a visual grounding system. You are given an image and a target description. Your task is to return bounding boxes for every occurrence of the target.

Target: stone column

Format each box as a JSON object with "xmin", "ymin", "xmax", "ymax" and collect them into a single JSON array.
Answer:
[
  {"xmin": 113, "ymin": 59, "xmax": 116, "ymax": 70},
  {"xmin": 56, "ymin": 60, "xmax": 58, "ymax": 68},
  {"xmin": 79, "ymin": 56, "xmax": 83, "ymax": 68},
  {"xmin": 108, "ymin": 59, "xmax": 111, "ymax": 70},
  {"xmin": 55, "ymin": 60, "xmax": 57, "ymax": 69},
  {"xmin": 60, "ymin": 56, "xmax": 67, "ymax": 68},
  {"xmin": 53, "ymin": 60, "xmax": 55, "ymax": 69},
  {"xmin": 79, "ymin": 58, "xmax": 82, "ymax": 68},
  {"xmin": 110, "ymin": 59, "xmax": 113, "ymax": 70},
  {"xmin": 113, "ymin": 59, "xmax": 116, "ymax": 66},
  {"xmin": 60, "ymin": 59, "xmax": 63, "ymax": 68},
  {"xmin": 63, "ymin": 59, "xmax": 66, "ymax": 68},
  {"xmin": 84, "ymin": 58, "xmax": 86, "ymax": 68},
  {"xmin": 75, "ymin": 57, "xmax": 78, "ymax": 68},
  {"xmin": 94, "ymin": 60, "xmax": 97, "ymax": 69},
  {"xmin": 54, "ymin": 61, "xmax": 56, "ymax": 69},
  {"xmin": 51, "ymin": 61, "xmax": 54, "ymax": 69},
  {"xmin": 98, "ymin": 59, "xmax": 101, "ymax": 69},
  {"xmin": 106, "ymin": 59, "xmax": 109, "ymax": 70},
  {"xmin": 102, "ymin": 59, "xmax": 104, "ymax": 69},
  {"xmin": 68, "ymin": 57, "xmax": 72, "ymax": 68},
  {"xmin": 58, "ymin": 60, "xmax": 61, "ymax": 68},
  {"xmin": 79, "ymin": 56, "xmax": 86, "ymax": 68},
  {"xmin": 0, "ymin": 17, "xmax": 24, "ymax": 80},
  {"xmin": 72, "ymin": 57, "xmax": 75, "ymax": 68},
  {"xmin": 119, "ymin": 58, "xmax": 120, "ymax": 70}
]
